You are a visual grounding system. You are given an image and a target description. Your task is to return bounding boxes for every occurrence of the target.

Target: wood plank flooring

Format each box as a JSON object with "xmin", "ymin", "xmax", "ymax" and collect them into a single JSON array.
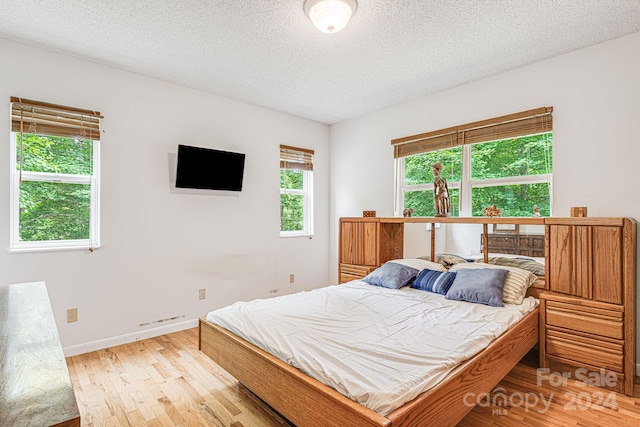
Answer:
[{"xmin": 67, "ymin": 328, "xmax": 640, "ymax": 426}]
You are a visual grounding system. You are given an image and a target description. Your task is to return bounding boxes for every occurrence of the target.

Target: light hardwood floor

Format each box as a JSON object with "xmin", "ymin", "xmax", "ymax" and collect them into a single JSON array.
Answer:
[{"xmin": 67, "ymin": 328, "xmax": 640, "ymax": 426}]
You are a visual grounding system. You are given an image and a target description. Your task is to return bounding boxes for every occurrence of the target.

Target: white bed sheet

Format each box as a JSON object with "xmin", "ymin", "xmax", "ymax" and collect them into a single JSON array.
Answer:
[{"xmin": 206, "ymin": 281, "xmax": 538, "ymax": 416}]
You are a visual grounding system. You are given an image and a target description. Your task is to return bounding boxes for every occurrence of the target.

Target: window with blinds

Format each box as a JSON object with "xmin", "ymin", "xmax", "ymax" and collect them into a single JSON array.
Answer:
[
  {"xmin": 392, "ymin": 107, "xmax": 553, "ymax": 217},
  {"xmin": 280, "ymin": 145, "xmax": 314, "ymax": 236},
  {"xmin": 10, "ymin": 97, "xmax": 102, "ymax": 251}
]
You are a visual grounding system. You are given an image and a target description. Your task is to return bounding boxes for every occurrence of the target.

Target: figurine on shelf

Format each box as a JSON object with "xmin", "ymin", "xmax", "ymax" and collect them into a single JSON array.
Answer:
[
  {"xmin": 483, "ymin": 204, "xmax": 502, "ymax": 217},
  {"xmin": 533, "ymin": 204, "xmax": 541, "ymax": 217},
  {"xmin": 432, "ymin": 162, "xmax": 450, "ymax": 217},
  {"xmin": 402, "ymin": 208, "xmax": 415, "ymax": 218}
]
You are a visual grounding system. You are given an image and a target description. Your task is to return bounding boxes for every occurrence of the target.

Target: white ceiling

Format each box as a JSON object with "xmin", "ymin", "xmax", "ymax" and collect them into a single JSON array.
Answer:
[{"xmin": 1, "ymin": 1, "xmax": 639, "ymax": 124}]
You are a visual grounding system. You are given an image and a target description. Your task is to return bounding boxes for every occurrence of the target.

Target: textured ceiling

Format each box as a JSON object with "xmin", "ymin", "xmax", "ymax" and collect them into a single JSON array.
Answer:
[{"xmin": 0, "ymin": 1, "xmax": 639, "ymax": 124}]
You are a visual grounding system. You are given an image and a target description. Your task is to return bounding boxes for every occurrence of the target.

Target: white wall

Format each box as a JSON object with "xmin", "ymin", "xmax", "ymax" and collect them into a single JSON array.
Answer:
[
  {"xmin": 0, "ymin": 38, "xmax": 330, "ymax": 354},
  {"xmin": 330, "ymin": 33, "xmax": 640, "ymax": 362}
]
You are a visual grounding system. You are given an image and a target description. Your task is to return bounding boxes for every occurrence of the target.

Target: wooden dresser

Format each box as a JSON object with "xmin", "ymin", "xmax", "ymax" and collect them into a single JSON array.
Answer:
[
  {"xmin": 338, "ymin": 217, "xmax": 403, "ymax": 283},
  {"xmin": 0, "ymin": 282, "xmax": 80, "ymax": 427},
  {"xmin": 540, "ymin": 217, "xmax": 636, "ymax": 395}
]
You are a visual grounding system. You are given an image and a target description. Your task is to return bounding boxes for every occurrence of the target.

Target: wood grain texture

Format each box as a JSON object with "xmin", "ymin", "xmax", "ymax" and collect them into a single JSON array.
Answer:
[
  {"xmin": 548, "ymin": 225, "xmax": 574, "ymax": 295},
  {"xmin": 545, "ymin": 299, "xmax": 623, "ymax": 339},
  {"xmin": 377, "ymin": 223, "xmax": 404, "ymax": 263},
  {"xmin": 542, "ymin": 217, "xmax": 636, "ymax": 397},
  {"xmin": 458, "ymin": 350, "xmax": 640, "ymax": 427},
  {"xmin": 623, "ymin": 218, "xmax": 637, "ymax": 395},
  {"xmin": 481, "ymin": 233, "xmax": 545, "ymax": 258},
  {"xmin": 592, "ymin": 226, "xmax": 622, "ymax": 304},
  {"xmin": 338, "ymin": 264, "xmax": 375, "ymax": 283},
  {"xmin": 363, "ymin": 222, "xmax": 377, "ymax": 265},
  {"xmin": 338, "ymin": 218, "xmax": 404, "ymax": 283},
  {"xmin": 68, "ymin": 328, "xmax": 292, "ymax": 427},
  {"xmin": 0, "ymin": 282, "xmax": 80, "ymax": 427},
  {"xmin": 67, "ymin": 328, "xmax": 640, "ymax": 427}
]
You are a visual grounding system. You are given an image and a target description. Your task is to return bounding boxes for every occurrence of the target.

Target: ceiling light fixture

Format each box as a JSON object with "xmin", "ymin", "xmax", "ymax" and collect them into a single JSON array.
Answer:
[{"xmin": 304, "ymin": 0, "xmax": 357, "ymax": 34}]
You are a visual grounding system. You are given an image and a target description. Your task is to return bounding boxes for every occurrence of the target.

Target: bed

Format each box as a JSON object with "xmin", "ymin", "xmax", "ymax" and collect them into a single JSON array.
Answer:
[{"xmin": 199, "ymin": 258, "xmax": 540, "ymax": 427}]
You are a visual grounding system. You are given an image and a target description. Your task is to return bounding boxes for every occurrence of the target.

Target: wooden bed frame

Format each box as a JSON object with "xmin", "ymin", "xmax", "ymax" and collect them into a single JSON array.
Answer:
[
  {"xmin": 199, "ymin": 216, "xmax": 545, "ymax": 426},
  {"xmin": 199, "ymin": 308, "xmax": 538, "ymax": 427}
]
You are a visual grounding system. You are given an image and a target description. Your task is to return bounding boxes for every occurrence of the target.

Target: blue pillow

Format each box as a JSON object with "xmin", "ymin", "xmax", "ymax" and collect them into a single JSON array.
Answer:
[
  {"xmin": 445, "ymin": 268, "xmax": 509, "ymax": 307},
  {"xmin": 362, "ymin": 262, "xmax": 419, "ymax": 289},
  {"xmin": 411, "ymin": 268, "xmax": 457, "ymax": 295}
]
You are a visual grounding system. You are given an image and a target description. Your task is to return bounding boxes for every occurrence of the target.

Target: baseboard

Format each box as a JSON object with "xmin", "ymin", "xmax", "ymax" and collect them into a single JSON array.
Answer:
[{"xmin": 63, "ymin": 318, "xmax": 199, "ymax": 357}]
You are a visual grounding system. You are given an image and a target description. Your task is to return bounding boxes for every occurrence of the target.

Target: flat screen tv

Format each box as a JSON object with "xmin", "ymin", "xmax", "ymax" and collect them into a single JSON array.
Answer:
[{"xmin": 175, "ymin": 144, "xmax": 245, "ymax": 191}]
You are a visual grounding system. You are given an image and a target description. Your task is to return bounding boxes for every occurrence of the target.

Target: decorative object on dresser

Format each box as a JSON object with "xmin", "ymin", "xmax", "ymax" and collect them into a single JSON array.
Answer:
[
  {"xmin": 362, "ymin": 210, "xmax": 376, "ymax": 217},
  {"xmin": 570, "ymin": 206, "xmax": 588, "ymax": 217},
  {"xmin": 402, "ymin": 208, "xmax": 415, "ymax": 217},
  {"xmin": 432, "ymin": 162, "xmax": 450, "ymax": 217},
  {"xmin": 540, "ymin": 217, "xmax": 636, "ymax": 396},
  {"xmin": 483, "ymin": 204, "xmax": 503, "ymax": 217}
]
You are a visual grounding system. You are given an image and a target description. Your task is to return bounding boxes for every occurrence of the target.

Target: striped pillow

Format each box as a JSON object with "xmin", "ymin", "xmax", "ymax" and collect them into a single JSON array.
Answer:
[
  {"xmin": 410, "ymin": 268, "xmax": 457, "ymax": 295},
  {"xmin": 449, "ymin": 262, "xmax": 537, "ymax": 305}
]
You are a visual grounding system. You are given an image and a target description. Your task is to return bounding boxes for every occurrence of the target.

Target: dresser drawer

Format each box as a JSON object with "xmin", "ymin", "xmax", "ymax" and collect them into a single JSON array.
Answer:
[
  {"xmin": 546, "ymin": 327, "xmax": 624, "ymax": 372},
  {"xmin": 545, "ymin": 300, "xmax": 623, "ymax": 340},
  {"xmin": 339, "ymin": 264, "xmax": 375, "ymax": 283}
]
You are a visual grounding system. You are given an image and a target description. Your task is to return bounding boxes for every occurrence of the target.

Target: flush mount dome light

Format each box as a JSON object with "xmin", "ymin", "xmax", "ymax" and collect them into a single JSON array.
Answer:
[{"xmin": 304, "ymin": 0, "xmax": 357, "ymax": 33}]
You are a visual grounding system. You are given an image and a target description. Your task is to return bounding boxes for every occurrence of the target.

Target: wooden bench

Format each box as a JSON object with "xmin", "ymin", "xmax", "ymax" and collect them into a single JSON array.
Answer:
[{"xmin": 0, "ymin": 282, "xmax": 80, "ymax": 427}]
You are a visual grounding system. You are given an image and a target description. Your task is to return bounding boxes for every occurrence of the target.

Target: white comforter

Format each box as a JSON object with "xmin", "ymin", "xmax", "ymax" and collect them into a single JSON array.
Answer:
[{"xmin": 206, "ymin": 281, "xmax": 538, "ymax": 416}]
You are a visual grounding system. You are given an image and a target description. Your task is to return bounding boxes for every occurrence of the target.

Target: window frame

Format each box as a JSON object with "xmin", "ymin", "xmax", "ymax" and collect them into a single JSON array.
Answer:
[
  {"xmin": 395, "ymin": 134, "xmax": 553, "ymax": 217},
  {"xmin": 9, "ymin": 133, "xmax": 101, "ymax": 252},
  {"xmin": 393, "ymin": 108, "xmax": 553, "ymax": 218},
  {"xmin": 280, "ymin": 168, "xmax": 314, "ymax": 237}
]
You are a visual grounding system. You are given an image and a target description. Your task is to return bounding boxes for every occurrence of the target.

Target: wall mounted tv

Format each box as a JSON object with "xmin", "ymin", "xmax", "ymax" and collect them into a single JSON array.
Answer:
[{"xmin": 175, "ymin": 144, "xmax": 246, "ymax": 191}]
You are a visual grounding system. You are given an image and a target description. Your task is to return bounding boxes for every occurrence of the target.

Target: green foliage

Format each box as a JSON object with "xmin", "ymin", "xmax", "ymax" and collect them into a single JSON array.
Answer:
[
  {"xmin": 16, "ymin": 133, "xmax": 93, "ymax": 242},
  {"xmin": 404, "ymin": 147, "xmax": 462, "ymax": 185},
  {"xmin": 280, "ymin": 169, "xmax": 305, "ymax": 231},
  {"xmin": 280, "ymin": 194, "xmax": 304, "ymax": 231},
  {"xmin": 19, "ymin": 181, "xmax": 91, "ymax": 241},
  {"xmin": 17, "ymin": 133, "xmax": 92, "ymax": 174},
  {"xmin": 471, "ymin": 184, "xmax": 551, "ymax": 217},
  {"xmin": 471, "ymin": 134, "xmax": 552, "ymax": 179}
]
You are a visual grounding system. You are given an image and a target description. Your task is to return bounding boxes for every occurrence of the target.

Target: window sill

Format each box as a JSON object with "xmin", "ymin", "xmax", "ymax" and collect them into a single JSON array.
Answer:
[
  {"xmin": 10, "ymin": 244, "xmax": 101, "ymax": 254},
  {"xmin": 280, "ymin": 232, "xmax": 313, "ymax": 239}
]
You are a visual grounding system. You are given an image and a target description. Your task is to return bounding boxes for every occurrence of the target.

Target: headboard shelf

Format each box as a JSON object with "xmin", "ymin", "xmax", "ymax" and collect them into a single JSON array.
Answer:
[{"xmin": 375, "ymin": 216, "xmax": 546, "ymax": 225}]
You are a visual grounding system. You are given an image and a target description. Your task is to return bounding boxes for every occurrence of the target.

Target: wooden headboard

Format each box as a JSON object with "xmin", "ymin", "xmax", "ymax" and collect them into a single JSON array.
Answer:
[{"xmin": 481, "ymin": 230, "xmax": 545, "ymax": 258}]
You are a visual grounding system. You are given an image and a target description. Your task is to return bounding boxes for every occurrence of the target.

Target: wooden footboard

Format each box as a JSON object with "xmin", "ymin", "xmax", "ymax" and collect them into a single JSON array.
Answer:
[{"xmin": 199, "ymin": 307, "xmax": 539, "ymax": 427}]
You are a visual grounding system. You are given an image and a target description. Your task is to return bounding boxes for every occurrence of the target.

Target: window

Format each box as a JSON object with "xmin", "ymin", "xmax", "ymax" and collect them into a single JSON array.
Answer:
[
  {"xmin": 280, "ymin": 145, "xmax": 314, "ymax": 236},
  {"xmin": 393, "ymin": 107, "xmax": 553, "ymax": 217},
  {"xmin": 10, "ymin": 97, "xmax": 102, "ymax": 251}
]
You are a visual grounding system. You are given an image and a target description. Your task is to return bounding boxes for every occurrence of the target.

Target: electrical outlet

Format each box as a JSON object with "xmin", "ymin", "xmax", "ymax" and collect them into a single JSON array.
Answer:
[
  {"xmin": 199, "ymin": 288, "xmax": 206, "ymax": 300},
  {"xmin": 289, "ymin": 273, "xmax": 295, "ymax": 284},
  {"xmin": 269, "ymin": 289, "xmax": 279, "ymax": 294},
  {"xmin": 67, "ymin": 308, "xmax": 78, "ymax": 323}
]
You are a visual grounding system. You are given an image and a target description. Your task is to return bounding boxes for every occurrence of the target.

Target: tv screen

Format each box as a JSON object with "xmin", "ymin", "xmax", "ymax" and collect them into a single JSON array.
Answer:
[{"xmin": 175, "ymin": 145, "xmax": 245, "ymax": 191}]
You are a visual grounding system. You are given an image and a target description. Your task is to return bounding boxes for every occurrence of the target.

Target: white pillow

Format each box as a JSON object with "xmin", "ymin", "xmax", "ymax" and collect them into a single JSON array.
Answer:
[
  {"xmin": 449, "ymin": 262, "xmax": 537, "ymax": 305},
  {"xmin": 389, "ymin": 258, "xmax": 447, "ymax": 272}
]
